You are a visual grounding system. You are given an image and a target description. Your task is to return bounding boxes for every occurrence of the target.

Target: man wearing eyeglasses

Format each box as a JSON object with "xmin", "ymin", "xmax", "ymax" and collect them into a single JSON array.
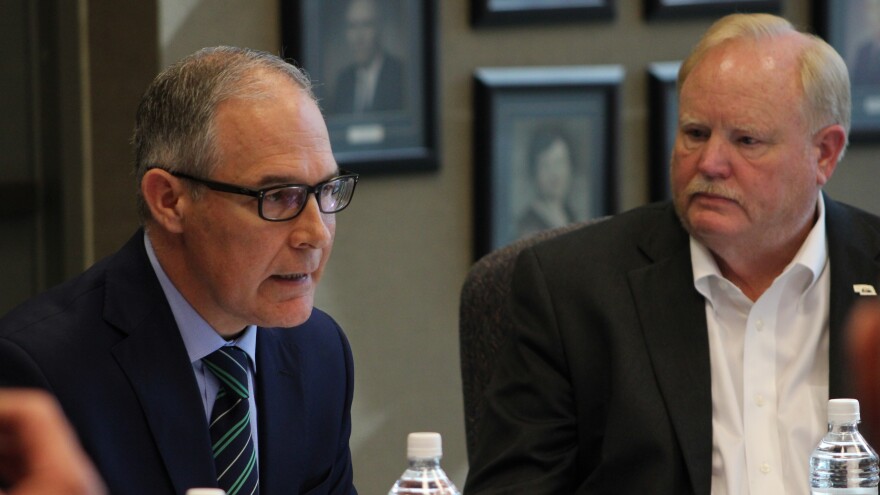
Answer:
[{"xmin": 0, "ymin": 47, "xmax": 358, "ymax": 495}]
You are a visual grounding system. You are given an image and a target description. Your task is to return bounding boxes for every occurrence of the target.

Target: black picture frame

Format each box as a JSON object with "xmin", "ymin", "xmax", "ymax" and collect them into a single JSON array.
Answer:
[
  {"xmin": 473, "ymin": 66, "xmax": 622, "ymax": 259},
  {"xmin": 815, "ymin": 0, "xmax": 880, "ymax": 142},
  {"xmin": 471, "ymin": 0, "xmax": 614, "ymax": 27},
  {"xmin": 644, "ymin": 0, "xmax": 780, "ymax": 20},
  {"xmin": 647, "ymin": 61, "xmax": 680, "ymax": 202},
  {"xmin": 280, "ymin": 0, "xmax": 438, "ymax": 173}
]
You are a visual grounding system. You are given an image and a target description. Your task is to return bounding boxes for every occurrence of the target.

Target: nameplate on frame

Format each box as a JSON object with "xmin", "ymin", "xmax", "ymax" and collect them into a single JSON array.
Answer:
[{"xmin": 346, "ymin": 124, "xmax": 386, "ymax": 145}]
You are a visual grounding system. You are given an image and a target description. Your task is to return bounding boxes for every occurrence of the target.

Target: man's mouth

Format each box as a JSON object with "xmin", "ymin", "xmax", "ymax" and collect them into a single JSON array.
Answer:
[
  {"xmin": 272, "ymin": 273, "xmax": 308, "ymax": 282},
  {"xmin": 694, "ymin": 192, "xmax": 730, "ymax": 200}
]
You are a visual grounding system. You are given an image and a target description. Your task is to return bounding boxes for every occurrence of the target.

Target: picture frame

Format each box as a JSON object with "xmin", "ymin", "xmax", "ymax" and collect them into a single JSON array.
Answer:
[
  {"xmin": 647, "ymin": 61, "xmax": 680, "ymax": 202},
  {"xmin": 815, "ymin": 0, "xmax": 880, "ymax": 141},
  {"xmin": 644, "ymin": 0, "xmax": 780, "ymax": 20},
  {"xmin": 471, "ymin": 0, "xmax": 614, "ymax": 27},
  {"xmin": 473, "ymin": 66, "xmax": 622, "ymax": 259},
  {"xmin": 280, "ymin": 0, "xmax": 438, "ymax": 173}
]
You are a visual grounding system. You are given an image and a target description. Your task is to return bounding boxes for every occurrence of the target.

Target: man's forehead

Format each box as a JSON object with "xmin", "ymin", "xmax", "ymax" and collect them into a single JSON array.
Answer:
[{"xmin": 703, "ymin": 34, "xmax": 805, "ymax": 73}]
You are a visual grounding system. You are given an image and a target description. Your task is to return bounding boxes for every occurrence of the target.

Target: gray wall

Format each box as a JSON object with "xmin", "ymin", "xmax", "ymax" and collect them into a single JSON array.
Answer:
[{"xmin": 29, "ymin": 0, "xmax": 880, "ymax": 493}]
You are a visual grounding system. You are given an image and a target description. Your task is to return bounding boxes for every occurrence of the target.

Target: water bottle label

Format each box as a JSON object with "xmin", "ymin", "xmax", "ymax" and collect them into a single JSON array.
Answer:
[{"xmin": 811, "ymin": 489, "xmax": 878, "ymax": 495}]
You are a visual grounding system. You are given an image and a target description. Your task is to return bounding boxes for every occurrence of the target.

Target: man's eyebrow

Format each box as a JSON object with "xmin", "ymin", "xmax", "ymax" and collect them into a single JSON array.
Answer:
[{"xmin": 254, "ymin": 169, "xmax": 341, "ymax": 188}]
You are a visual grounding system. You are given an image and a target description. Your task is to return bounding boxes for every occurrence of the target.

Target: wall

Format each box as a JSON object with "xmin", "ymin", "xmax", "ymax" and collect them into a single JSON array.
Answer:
[
  {"xmin": 87, "ymin": 0, "xmax": 159, "ymax": 259},
  {"xmin": 92, "ymin": 0, "xmax": 880, "ymax": 493}
]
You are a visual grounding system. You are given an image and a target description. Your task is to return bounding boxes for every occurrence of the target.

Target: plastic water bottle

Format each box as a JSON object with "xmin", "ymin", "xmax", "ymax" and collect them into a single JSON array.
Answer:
[
  {"xmin": 810, "ymin": 399, "xmax": 880, "ymax": 494},
  {"xmin": 388, "ymin": 432, "xmax": 460, "ymax": 495}
]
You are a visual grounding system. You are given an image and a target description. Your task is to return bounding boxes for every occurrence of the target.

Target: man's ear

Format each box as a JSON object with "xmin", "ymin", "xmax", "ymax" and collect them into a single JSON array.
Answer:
[
  {"xmin": 813, "ymin": 124, "xmax": 847, "ymax": 186},
  {"xmin": 141, "ymin": 169, "xmax": 189, "ymax": 234}
]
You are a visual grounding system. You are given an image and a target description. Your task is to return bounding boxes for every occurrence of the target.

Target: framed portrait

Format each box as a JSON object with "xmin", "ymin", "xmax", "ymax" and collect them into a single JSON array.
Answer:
[
  {"xmin": 816, "ymin": 0, "xmax": 880, "ymax": 141},
  {"xmin": 644, "ymin": 0, "xmax": 780, "ymax": 20},
  {"xmin": 280, "ymin": 0, "xmax": 438, "ymax": 173},
  {"xmin": 647, "ymin": 61, "xmax": 680, "ymax": 202},
  {"xmin": 471, "ymin": 0, "xmax": 614, "ymax": 26},
  {"xmin": 473, "ymin": 66, "xmax": 622, "ymax": 259}
]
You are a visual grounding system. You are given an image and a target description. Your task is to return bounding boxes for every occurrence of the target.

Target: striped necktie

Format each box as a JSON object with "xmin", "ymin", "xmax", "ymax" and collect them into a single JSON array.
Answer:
[{"xmin": 203, "ymin": 346, "xmax": 259, "ymax": 495}]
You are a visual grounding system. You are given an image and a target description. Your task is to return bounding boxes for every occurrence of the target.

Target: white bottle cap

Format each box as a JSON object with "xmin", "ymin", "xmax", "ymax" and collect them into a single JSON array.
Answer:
[
  {"xmin": 407, "ymin": 432, "xmax": 443, "ymax": 459},
  {"xmin": 828, "ymin": 398, "xmax": 861, "ymax": 423},
  {"xmin": 186, "ymin": 489, "xmax": 226, "ymax": 495}
]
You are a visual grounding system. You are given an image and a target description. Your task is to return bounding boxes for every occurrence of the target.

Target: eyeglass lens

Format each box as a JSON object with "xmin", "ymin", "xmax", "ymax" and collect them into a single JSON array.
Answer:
[
  {"xmin": 261, "ymin": 176, "xmax": 356, "ymax": 220},
  {"xmin": 318, "ymin": 177, "xmax": 356, "ymax": 212}
]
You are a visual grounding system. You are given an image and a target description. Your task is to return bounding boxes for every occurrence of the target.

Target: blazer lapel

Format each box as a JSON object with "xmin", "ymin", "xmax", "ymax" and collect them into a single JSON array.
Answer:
[
  {"xmin": 256, "ymin": 329, "xmax": 308, "ymax": 493},
  {"xmin": 825, "ymin": 197, "xmax": 880, "ymax": 399},
  {"xmin": 628, "ymin": 210, "xmax": 713, "ymax": 495},
  {"xmin": 105, "ymin": 233, "xmax": 216, "ymax": 493}
]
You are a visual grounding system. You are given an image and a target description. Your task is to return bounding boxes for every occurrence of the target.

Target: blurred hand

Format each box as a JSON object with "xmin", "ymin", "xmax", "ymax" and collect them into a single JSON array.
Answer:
[
  {"xmin": 847, "ymin": 300, "xmax": 880, "ymax": 445},
  {"xmin": 0, "ymin": 389, "xmax": 106, "ymax": 495}
]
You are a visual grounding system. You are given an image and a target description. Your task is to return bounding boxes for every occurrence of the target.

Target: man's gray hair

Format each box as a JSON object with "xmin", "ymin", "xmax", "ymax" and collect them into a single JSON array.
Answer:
[
  {"xmin": 678, "ymin": 13, "xmax": 851, "ymax": 156},
  {"xmin": 132, "ymin": 46, "xmax": 315, "ymax": 222}
]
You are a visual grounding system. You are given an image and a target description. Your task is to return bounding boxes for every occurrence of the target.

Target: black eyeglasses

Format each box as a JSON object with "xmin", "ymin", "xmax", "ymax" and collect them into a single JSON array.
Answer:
[{"xmin": 168, "ymin": 170, "xmax": 359, "ymax": 221}]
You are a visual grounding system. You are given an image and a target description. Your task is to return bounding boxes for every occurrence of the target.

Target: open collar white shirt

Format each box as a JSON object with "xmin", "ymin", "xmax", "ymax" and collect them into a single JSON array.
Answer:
[{"xmin": 691, "ymin": 194, "xmax": 830, "ymax": 494}]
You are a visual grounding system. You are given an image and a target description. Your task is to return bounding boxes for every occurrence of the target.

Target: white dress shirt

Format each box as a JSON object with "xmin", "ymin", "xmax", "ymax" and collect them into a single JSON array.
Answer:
[{"xmin": 692, "ymin": 195, "xmax": 830, "ymax": 494}]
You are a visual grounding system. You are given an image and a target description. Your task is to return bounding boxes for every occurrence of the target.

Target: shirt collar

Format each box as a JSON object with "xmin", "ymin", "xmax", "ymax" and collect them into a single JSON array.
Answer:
[
  {"xmin": 691, "ymin": 193, "xmax": 828, "ymax": 295},
  {"xmin": 143, "ymin": 233, "xmax": 258, "ymax": 369}
]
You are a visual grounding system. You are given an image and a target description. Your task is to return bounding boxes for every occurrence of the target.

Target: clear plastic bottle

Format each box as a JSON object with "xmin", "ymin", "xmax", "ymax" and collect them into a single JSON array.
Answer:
[
  {"xmin": 388, "ymin": 432, "xmax": 461, "ymax": 495},
  {"xmin": 810, "ymin": 399, "xmax": 880, "ymax": 494}
]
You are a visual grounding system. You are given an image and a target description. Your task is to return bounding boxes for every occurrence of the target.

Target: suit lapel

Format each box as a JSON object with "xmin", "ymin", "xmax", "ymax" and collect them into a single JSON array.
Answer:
[
  {"xmin": 825, "ymin": 197, "xmax": 880, "ymax": 398},
  {"xmin": 256, "ymin": 329, "xmax": 307, "ymax": 493},
  {"xmin": 104, "ymin": 233, "xmax": 216, "ymax": 493},
  {"xmin": 628, "ymin": 209, "xmax": 713, "ymax": 495}
]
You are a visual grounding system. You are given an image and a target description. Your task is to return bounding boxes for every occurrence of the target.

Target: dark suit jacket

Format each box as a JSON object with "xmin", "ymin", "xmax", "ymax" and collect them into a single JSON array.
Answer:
[
  {"xmin": 464, "ymin": 197, "xmax": 880, "ymax": 494},
  {"xmin": 331, "ymin": 52, "xmax": 405, "ymax": 114},
  {"xmin": 0, "ymin": 231, "xmax": 357, "ymax": 495}
]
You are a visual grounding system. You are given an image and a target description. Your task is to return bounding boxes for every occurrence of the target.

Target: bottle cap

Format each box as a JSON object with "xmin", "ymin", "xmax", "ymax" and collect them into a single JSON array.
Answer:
[
  {"xmin": 828, "ymin": 398, "xmax": 861, "ymax": 423},
  {"xmin": 407, "ymin": 432, "xmax": 442, "ymax": 459},
  {"xmin": 186, "ymin": 490, "xmax": 226, "ymax": 495}
]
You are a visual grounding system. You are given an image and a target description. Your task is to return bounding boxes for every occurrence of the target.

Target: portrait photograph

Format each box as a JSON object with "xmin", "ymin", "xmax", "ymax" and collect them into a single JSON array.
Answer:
[
  {"xmin": 816, "ymin": 0, "xmax": 880, "ymax": 140},
  {"xmin": 281, "ymin": 0, "xmax": 438, "ymax": 172},
  {"xmin": 473, "ymin": 66, "xmax": 621, "ymax": 258}
]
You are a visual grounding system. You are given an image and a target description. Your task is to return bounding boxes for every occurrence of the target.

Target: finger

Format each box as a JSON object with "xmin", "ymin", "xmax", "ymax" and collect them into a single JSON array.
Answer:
[
  {"xmin": 0, "ymin": 390, "xmax": 106, "ymax": 495},
  {"xmin": 846, "ymin": 301, "xmax": 880, "ymax": 443}
]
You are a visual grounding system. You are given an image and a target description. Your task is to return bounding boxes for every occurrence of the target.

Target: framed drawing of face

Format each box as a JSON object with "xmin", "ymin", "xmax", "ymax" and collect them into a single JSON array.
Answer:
[
  {"xmin": 473, "ymin": 66, "xmax": 622, "ymax": 259},
  {"xmin": 281, "ymin": 0, "xmax": 438, "ymax": 172},
  {"xmin": 816, "ymin": 0, "xmax": 880, "ymax": 141}
]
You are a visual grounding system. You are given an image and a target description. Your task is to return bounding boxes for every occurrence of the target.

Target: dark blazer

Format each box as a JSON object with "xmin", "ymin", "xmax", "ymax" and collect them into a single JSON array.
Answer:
[
  {"xmin": 331, "ymin": 52, "xmax": 405, "ymax": 114},
  {"xmin": 464, "ymin": 197, "xmax": 880, "ymax": 494},
  {"xmin": 0, "ymin": 231, "xmax": 357, "ymax": 495}
]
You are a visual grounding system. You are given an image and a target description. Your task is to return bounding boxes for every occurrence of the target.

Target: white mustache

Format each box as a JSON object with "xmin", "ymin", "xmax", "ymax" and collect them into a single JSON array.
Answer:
[{"xmin": 683, "ymin": 178, "xmax": 742, "ymax": 204}]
